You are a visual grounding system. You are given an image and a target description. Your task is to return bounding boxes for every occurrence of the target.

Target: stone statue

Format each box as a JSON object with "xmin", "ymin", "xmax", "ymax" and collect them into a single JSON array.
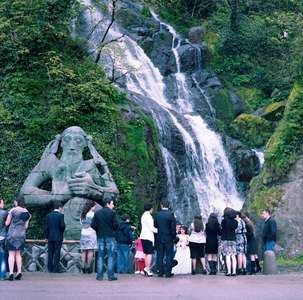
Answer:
[{"xmin": 20, "ymin": 126, "xmax": 119, "ymax": 239}]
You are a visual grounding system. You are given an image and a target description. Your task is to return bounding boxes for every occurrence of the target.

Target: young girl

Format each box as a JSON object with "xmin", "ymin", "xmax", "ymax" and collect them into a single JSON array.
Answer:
[
  {"xmin": 173, "ymin": 226, "xmax": 191, "ymax": 275},
  {"xmin": 134, "ymin": 238, "xmax": 145, "ymax": 274}
]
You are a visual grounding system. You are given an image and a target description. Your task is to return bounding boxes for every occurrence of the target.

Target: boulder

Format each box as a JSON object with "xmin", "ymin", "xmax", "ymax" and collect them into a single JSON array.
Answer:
[
  {"xmin": 188, "ymin": 26, "xmax": 204, "ymax": 44},
  {"xmin": 178, "ymin": 43, "xmax": 203, "ymax": 73},
  {"xmin": 263, "ymin": 251, "xmax": 277, "ymax": 274},
  {"xmin": 225, "ymin": 137, "xmax": 261, "ymax": 182},
  {"xmin": 261, "ymin": 101, "xmax": 286, "ymax": 121}
]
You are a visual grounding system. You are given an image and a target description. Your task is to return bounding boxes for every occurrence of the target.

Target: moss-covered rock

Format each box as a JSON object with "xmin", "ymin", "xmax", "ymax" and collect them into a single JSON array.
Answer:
[
  {"xmin": 209, "ymin": 88, "xmax": 234, "ymax": 125},
  {"xmin": 230, "ymin": 113, "xmax": 273, "ymax": 148},
  {"xmin": 247, "ymin": 185, "xmax": 283, "ymax": 216},
  {"xmin": 262, "ymin": 101, "xmax": 286, "ymax": 121},
  {"xmin": 264, "ymin": 83, "xmax": 303, "ymax": 180}
]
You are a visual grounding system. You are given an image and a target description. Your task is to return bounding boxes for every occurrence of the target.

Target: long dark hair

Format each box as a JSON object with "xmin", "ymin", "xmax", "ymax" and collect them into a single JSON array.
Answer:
[
  {"xmin": 193, "ymin": 215, "xmax": 204, "ymax": 232},
  {"xmin": 206, "ymin": 213, "xmax": 219, "ymax": 231},
  {"xmin": 80, "ymin": 200, "xmax": 95, "ymax": 220},
  {"xmin": 242, "ymin": 213, "xmax": 255, "ymax": 235}
]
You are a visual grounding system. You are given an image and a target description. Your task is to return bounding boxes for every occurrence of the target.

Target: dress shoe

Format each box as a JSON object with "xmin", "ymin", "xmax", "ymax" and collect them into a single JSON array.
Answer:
[
  {"xmin": 15, "ymin": 273, "xmax": 22, "ymax": 280},
  {"xmin": 165, "ymin": 273, "xmax": 174, "ymax": 278},
  {"xmin": 157, "ymin": 273, "xmax": 164, "ymax": 277},
  {"xmin": 108, "ymin": 277, "xmax": 118, "ymax": 281}
]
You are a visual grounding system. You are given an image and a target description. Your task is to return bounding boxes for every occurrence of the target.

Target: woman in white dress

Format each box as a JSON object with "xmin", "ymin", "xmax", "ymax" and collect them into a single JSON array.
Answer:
[{"xmin": 173, "ymin": 226, "xmax": 191, "ymax": 275}]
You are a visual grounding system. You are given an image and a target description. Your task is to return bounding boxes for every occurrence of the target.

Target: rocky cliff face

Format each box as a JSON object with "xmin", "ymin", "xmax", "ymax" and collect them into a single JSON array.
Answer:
[{"xmin": 274, "ymin": 157, "xmax": 303, "ymax": 256}]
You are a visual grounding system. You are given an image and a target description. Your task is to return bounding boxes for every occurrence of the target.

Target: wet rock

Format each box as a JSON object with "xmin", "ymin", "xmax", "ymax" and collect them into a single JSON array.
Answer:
[
  {"xmin": 188, "ymin": 26, "xmax": 204, "ymax": 44},
  {"xmin": 177, "ymin": 43, "xmax": 203, "ymax": 73},
  {"xmin": 225, "ymin": 137, "xmax": 260, "ymax": 182}
]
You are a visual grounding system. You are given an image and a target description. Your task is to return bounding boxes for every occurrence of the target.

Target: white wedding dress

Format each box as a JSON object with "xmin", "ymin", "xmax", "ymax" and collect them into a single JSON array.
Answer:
[{"xmin": 172, "ymin": 234, "xmax": 191, "ymax": 274}]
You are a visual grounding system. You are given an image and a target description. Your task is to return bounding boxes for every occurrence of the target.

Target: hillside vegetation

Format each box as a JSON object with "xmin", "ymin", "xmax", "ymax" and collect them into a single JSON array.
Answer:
[{"xmin": 0, "ymin": 0, "xmax": 160, "ymax": 237}]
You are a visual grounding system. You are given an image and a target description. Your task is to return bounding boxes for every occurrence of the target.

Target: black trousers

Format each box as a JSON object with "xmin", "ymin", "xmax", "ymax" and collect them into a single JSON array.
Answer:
[
  {"xmin": 156, "ymin": 241, "xmax": 174, "ymax": 276},
  {"xmin": 48, "ymin": 241, "xmax": 62, "ymax": 272}
]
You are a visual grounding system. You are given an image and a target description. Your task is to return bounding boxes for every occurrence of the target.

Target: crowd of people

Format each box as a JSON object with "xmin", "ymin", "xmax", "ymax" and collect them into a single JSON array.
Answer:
[{"xmin": 0, "ymin": 197, "xmax": 277, "ymax": 281}]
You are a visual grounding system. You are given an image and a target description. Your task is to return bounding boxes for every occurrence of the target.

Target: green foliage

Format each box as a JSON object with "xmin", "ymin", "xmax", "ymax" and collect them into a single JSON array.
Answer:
[
  {"xmin": 236, "ymin": 87, "xmax": 265, "ymax": 111},
  {"xmin": 277, "ymin": 253, "xmax": 303, "ymax": 266},
  {"xmin": 247, "ymin": 185, "xmax": 283, "ymax": 216},
  {"xmin": 0, "ymin": 0, "xmax": 159, "ymax": 237},
  {"xmin": 264, "ymin": 83, "xmax": 303, "ymax": 179},
  {"xmin": 210, "ymin": 88, "xmax": 234, "ymax": 125},
  {"xmin": 230, "ymin": 113, "xmax": 273, "ymax": 148}
]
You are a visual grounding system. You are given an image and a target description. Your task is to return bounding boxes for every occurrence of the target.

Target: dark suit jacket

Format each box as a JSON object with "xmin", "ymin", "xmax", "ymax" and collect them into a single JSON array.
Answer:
[
  {"xmin": 45, "ymin": 210, "xmax": 65, "ymax": 241},
  {"xmin": 154, "ymin": 209, "xmax": 176, "ymax": 244},
  {"xmin": 262, "ymin": 217, "xmax": 277, "ymax": 242}
]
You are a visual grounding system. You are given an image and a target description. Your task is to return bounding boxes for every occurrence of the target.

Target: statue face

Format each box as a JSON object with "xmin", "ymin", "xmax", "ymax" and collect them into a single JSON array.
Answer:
[{"xmin": 61, "ymin": 132, "xmax": 86, "ymax": 156}]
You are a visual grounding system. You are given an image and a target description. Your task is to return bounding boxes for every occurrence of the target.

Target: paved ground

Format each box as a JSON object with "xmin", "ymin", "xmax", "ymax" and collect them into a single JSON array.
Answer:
[{"xmin": 1, "ymin": 272, "xmax": 303, "ymax": 300}]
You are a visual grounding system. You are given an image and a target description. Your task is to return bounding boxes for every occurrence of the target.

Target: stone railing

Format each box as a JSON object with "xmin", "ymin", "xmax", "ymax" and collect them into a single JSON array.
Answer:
[{"xmin": 23, "ymin": 239, "xmax": 84, "ymax": 272}]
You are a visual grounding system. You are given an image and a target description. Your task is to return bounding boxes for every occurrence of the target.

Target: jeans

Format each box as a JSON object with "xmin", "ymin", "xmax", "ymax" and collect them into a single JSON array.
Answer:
[
  {"xmin": 96, "ymin": 237, "xmax": 116, "ymax": 280},
  {"xmin": 0, "ymin": 241, "xmax": 6, "ymax": 280},
  {"xmin": 264, "ymin": 241, "xmax": 276, "ymax": 251},
  {"xmin": 117, "ymin": 243, "xmax": 130, "ymax": 273}
]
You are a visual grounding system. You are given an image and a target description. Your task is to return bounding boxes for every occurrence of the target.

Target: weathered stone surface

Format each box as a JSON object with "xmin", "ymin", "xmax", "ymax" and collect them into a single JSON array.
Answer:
[
  {"xmin": 274, "ymin": 157, "xmax": 303, "ymax": 256},
  {"xmin": 225, "ymin": 137, "xmax": 260, "ymax": 182},
  {"xmin": 20, "ymin": 126, "xmax": 119, "ymax": 239},
  {"xmin": 178, "ymin": 43, "xmax": 203, "ymax": 73},
  {"xmin": 187, "ymin": 26, "xmax": 204, "ymax": 44},
  {"xmin": 261, "ymin": 101, "xmax": 286, "ymax": 121},
  {"xmin": 263, "ymin": 251, "xmax": 278, "ymax": 274}
]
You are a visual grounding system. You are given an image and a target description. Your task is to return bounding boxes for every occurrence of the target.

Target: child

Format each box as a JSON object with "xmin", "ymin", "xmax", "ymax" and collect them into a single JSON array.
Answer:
[
  {"xmin": 134, "ymin": 238, "xmax": 145, "ymax": 274},
  {"xmin": 173, "ymin": 226, "xmax": 191, "ymax": 275}
]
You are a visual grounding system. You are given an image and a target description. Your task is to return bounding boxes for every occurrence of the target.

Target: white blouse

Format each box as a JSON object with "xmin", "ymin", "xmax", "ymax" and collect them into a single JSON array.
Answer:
[
  {"xmin": 189, "ymin": 223, "xmax": 206, "ymax": 243},
  {"xmin": 139, "ymin": 211, "xmax": 158, "ymax": 245}
]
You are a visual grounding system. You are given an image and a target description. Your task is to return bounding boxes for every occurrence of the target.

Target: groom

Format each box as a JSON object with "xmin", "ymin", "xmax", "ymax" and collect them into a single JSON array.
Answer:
[{"xmin": 154, "ymin": 200, "xmax": 176, "ymax": 278}]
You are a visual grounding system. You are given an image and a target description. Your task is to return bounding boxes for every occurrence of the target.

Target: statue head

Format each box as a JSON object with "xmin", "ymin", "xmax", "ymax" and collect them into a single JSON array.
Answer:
[
  {"xmin": 61, "ymin": 126, "xmax": 88, "ymax": 157},
  {"xmin": 41, "ymin": 126, "xmax": 108, "ymax": 168}
]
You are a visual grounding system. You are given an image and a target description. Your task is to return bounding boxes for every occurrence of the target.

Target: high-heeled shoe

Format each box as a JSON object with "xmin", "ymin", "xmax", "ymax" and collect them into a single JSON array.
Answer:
[
  {"xmin": 15, "ymin": 273, "xmax": 22, "ymax": 280},
  {"xmin": 143, "ymin": 268, "xmax": 153, "ymax": 277}
]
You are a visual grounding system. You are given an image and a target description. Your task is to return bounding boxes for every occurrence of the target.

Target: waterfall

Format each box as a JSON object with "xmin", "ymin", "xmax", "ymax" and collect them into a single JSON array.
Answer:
[
  {"xmin": 253, "ymin": 149, "xmax": 265, "ymax": 167},
  {"xmin": 77, "ymin": 1, "xmax": 243, "ymax": 223}
]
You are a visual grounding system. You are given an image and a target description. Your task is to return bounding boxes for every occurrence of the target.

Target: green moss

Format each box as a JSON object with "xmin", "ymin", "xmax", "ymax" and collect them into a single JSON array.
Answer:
[
  {"xmin": 230, "ymin": 113, "xmax": 273, "ymax": 148},
  {"xmin": 210, "ymin": 88, "xmax": 234, "ymax": 125},
  {"xmin": 264, "ymin": 83, "xmax": 303, "ymax": 180},
  {"xmin": 247, "ymin": 185, "xmax": 283, "ymax": 216},
  {"xmin": 236, "ymin": 87, "xmax": 265, "ymax": 111},
  {"xmin": 262, "ymin": 101, "xmax": 286, "ymax": 121}
]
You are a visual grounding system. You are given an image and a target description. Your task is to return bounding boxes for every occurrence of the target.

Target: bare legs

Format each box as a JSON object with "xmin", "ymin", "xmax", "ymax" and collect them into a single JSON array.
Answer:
[
  {"xmin": 226, "ymin": 254, "xmax": 237, "ymax": 275},
  {"xmin": 191, "ymin": 257, "xmax": 207, "ymax": 274},
  {"xmin": 144, "ymin": 254, "xmax": 153, "ymax": 276},
  {"xmin": 81, "ymin": 250, "xmax": 94, "ymax": 273},
  {"xmin": 8, "ymin": 250, "xmax": 22, "ymax": 280}
]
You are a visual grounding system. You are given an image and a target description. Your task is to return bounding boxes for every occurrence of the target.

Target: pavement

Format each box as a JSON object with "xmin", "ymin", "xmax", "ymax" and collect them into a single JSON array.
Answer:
[{"xmin": 1, "ymin": 272, "xmax": 303, "ymax": 300}]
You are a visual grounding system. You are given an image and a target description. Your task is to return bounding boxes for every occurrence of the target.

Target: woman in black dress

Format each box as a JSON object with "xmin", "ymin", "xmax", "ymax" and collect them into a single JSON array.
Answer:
[
  {"xmin": 5, "ymin": 197, "xmax": 31, "ymax": 281},
  {"xmin": 205, "ymin": 213, "xmax": 221, "ymax": 275},
  {"xmin": 242, "ymin": 213, "xmax": 261, "ymax": 274}
]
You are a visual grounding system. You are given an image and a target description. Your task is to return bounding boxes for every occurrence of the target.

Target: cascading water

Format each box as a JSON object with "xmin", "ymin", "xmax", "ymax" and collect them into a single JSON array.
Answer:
[{"xmin": 77, "ymin": 0, "xmax": 243, "ymax": 223}]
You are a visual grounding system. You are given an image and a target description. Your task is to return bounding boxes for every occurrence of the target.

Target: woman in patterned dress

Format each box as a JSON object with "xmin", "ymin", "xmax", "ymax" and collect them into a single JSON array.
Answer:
[
  {"xmin": 80, "ymin": 201, "xmax": 97, "ymax": 273},
  {"xmin": 5, "ymin": 197, "xmax": 31, "ymax": 281}
]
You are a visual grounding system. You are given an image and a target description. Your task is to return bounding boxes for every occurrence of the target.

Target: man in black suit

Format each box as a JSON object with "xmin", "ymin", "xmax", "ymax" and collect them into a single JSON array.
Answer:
[
  {"xmin": 45, "ymin": 202, "xmax": 65, "ymax": 273},
  {"xmin": 154, "ymin": 200, "xmax": 176, "ymax": 278}
]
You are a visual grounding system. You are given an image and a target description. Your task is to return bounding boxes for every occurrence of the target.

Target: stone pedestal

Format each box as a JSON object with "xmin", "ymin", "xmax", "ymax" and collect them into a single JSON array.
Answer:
[{"xmin": 263, "ymin": 250, "xmax": 277, "ymax": 274}]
